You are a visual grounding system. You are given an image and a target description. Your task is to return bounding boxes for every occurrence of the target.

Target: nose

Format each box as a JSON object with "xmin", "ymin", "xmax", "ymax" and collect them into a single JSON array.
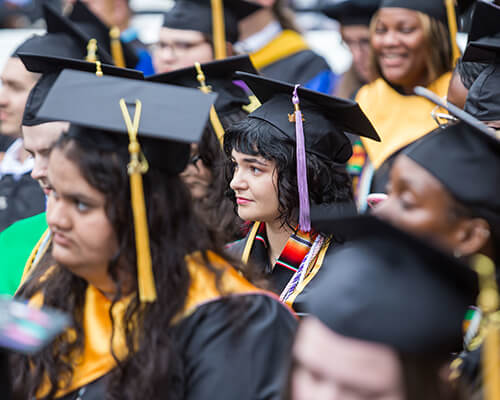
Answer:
[
  {"xmin": 229, "ymin": 167, "xmax": 247, "ymax": 193},
  {"xmin": 30, "ymin": 155, "xmax": 47, "ymax": 181},
  {"xmin": 46, "ymin": 195, "xmax": 71, "ymax": 232},
  {"xmin": 0, "ymin": 85, "xmax": 9, "ymax": 107},
  {"xmin": 381, "ymin": 29, "xmax": 400, "ymax": 47}
]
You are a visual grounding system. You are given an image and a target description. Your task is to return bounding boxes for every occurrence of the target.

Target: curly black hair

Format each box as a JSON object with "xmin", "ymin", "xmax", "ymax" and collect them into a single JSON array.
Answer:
[{"xmin": 223, "ymin": 117, "xmax": 353, "ymax": 229}]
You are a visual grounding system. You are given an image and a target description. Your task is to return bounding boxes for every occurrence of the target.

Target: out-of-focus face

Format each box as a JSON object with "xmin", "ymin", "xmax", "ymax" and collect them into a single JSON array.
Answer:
[
  {"xmin": 152, "ymin": 27, "xmax": 214, "ymax": 73},
  {"xmin": 0, "ymin": 57, "xmax": 38, "ymax": 137},
  {"xmin": 23, "ymin": 121, "xmax": 69, "ymax": 196},
  {"xmin": 447, "ymin": 71, "xmax": 468, "ymax": 109},
  {"xmin": 181, "ymin": 144, "xmax": 213, "ymax": 200},
  {"xmin": 47, "ymin": 147, "xmax": 118, "ymax": 282},
  {"xmin": 373, "ymin": 155, "xmax": 471, "ymax": 253},
  {"xmin": 342, "ymin": 24, "xmax": 373, "ymax": 84},
  {"xmin": 291, "ymin": 317, "xmax": 403, "ymax": 400},
  {"xmin": 371, "ymin": 8, "xmax": 428, "ymax": 90},
  {"xmin": 229, "ymin": 149, "xmax": 280, "ymax": 223}
]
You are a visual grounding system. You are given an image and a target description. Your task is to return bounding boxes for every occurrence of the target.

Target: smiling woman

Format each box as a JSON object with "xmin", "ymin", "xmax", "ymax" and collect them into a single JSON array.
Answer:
[{"xmin": 353, "ymin": 0, "xmax": 454, "ymax": 207}]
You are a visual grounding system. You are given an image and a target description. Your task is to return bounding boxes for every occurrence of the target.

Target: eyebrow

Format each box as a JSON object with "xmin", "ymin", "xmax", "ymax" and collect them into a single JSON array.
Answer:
[
  {"xmin": 241, "ymin": 157, "xmax": 268, "ymax": 166},
  {"xmin": 60, "ymin": 191, "xmax": 99, "ymax": 205}
]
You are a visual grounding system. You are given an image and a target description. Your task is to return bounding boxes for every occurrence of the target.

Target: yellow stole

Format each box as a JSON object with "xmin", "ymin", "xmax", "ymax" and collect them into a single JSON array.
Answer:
[
  {"xmin": 33, "ymin": 251, "xmax": 266, "ymax": 399},
  {"xmin": 249, "ymin": 30, "xmax": 309, "ymax": 71},
  {"xmin": 17, "ymin": 228, "xmax": 51, "ymax": 291},
  {"xmin": 356, "ymin": 73, "xmax": 452, "ymax": 169}
]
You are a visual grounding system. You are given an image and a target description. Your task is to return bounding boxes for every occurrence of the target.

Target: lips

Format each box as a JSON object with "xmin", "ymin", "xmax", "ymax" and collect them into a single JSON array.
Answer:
[
  {"xmin": 236, "ymin": 197, "xmax": 253, "ymax": 205},
  {"xmin": 52, "ymin": 232, "xmax": 72, "ymax": 247}
]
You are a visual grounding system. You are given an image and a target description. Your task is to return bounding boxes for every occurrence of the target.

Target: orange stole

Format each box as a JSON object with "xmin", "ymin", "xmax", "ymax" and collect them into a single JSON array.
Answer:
[
  {"xmin": 356, "ymin": 73, "xmax": 451, "ymax": 169},
  {"xmin": 35, "ymin": 251, "xmax": 267, "ymax": 399}
]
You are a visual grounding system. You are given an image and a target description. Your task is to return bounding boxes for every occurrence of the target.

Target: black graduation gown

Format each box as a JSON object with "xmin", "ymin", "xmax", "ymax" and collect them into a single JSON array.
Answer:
[
  {"xmin": 260, "ymin": 49, "xmax": 331, "ymax": 87},
  {"xmin": 57, "ymin": 294, "xmax": 296, "ymax": 400}
]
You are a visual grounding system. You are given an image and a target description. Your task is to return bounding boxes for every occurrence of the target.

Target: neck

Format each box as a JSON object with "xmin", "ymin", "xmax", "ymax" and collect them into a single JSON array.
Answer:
[
  {"xmin": 238, "ymin": 8, "xmax": 277, "ymax": 41},
  {"xmin": 265, "ymin": 219, "xmax": 294, "ymax": 269}
]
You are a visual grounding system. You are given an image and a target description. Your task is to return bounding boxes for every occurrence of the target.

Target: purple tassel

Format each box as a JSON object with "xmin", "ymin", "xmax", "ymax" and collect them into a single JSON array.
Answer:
[{"xmin": 292, "ymin": 84, "xmax": 311, "ymax": 232}]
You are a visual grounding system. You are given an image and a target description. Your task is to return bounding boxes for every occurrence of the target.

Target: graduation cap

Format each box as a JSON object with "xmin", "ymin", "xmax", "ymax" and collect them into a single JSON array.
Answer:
[
  {"xmin": 462, "ymin": 1, "xmax": 500, "ymax": 63},
  {"xmin": 42, "ymin": 2, "xmax": 115, "ymax": 65},
  {"xmin": 19, "ymin": 53, "xmax": 144, "ymax": 126},
  {"xmin": 321, "ymin": 0, "xmax": 381, "ymax": 26},
  {"xmin": 69, "ymin": 0, "xmax": 139, "ymax": 68},
  {"xmin": 37, "ymin": 69, "xmax": 217, "ymax": 302},
  {"xmin": 381, "ymin": 0, "xmax": 461, "ymax": 62},
  {"xmin": 464, "ymin": 64, "xmax": 500, "ymax": 121},
  {"xmin": 305, "ymin": 215, "xmax": 478, "ymax": 354},
  {"xmin": 234, "ymin": 71, "xmax": 379, "ymax": 231},
  {"xmin": 162, "ymin": 0, "xmax": 261, "ymax": 59},
  {"xmin": 11, "ymin": 33, "xmax": 84, "ymax": 60},
  {"xmin": 147, "ymin": 55, "xmax": 258, "ymax": 143}
]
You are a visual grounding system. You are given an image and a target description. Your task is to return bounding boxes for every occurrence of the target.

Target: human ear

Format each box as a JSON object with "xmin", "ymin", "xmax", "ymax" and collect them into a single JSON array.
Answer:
[{"xmin": 453, "ymin": 218, "xmax": 491, "ymax": 257}]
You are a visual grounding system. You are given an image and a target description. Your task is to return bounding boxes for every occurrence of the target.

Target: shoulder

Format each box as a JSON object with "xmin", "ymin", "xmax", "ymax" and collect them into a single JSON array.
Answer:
[
  {"xmin": 355, "ymin": 78, "xmax": 389, "ymax": 102},
  {"xmin": 428, "ymin": 71, "xmax": 453, "ymax": 95}
]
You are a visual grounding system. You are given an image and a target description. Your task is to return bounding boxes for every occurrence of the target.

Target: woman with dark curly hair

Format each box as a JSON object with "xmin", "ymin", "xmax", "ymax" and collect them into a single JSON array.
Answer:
[
  {"xmin": 11, "ymin": 71, "xmax": 297, "ymax": 399},
  {"xmin": 225, "ymin": 72, "xmax": 379, "ymax": 312}
]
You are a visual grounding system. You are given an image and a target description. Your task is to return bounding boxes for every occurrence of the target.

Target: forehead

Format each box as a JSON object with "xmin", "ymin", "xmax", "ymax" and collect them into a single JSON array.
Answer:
[
  {"xmin": 376, "ymin": 8, "xmax": 421, "ymax": 25},
  {"xmin": 1, "ymin": 57, "xmax": 36, "ymax": 84},
  {"xmin": 159, "ymin": 27, "xmax": 207, "ymax": 42},
  {"xmin": 294, "ymin": 317, "xmax": 401, "ymax": 389},
  {"xmin": 231, "ymin": 149, "xmax": 269, "ymax": 163},
  {"xmin": 22, "ymin": 122, "xmax": 69, "ymax": 148},
  {"xmin": 391, "ymin": 155, "xmax": 448, "ymax": 195}
]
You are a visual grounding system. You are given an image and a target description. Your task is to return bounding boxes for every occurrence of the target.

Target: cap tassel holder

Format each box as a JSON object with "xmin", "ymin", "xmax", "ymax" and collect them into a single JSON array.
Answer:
[
  {"xmin": 444, "ymin": 0, "xmax": 461, "ymax": 65},
  {"xmin": 110, "ymin": 26, "xmax": 126, "ymax": 68},
  {"xmin": 195, "ymin": 62, "xmax": 225, "ymax": 146},
  {"xmin": 289, "ymin": 84, "xmax": 311, "ymax": 232},
  {"xmin": 95, "ymin": 60, "xmax": 103, "ymax": 77},
  {"xmin": 119, "ymin": 98, "xmax": 157, "ymax": 303},
  {"xmin": 211, "ymin": 0, "xmax": 226, "ymax": 60},
  {"xmin": 86, "ymin": 38, "xmax": 98, "ymax": 63},
  {"xmin": 474, "ymin": 254, "xmax": 500, "ymax": 400}
]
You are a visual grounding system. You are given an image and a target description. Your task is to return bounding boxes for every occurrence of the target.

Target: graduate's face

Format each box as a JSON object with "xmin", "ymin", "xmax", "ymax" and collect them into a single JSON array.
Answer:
[
  {"xmin": 373, "ymin": 155, "xmax": 477, "ymax": 255},
  {"xmin": 341, "ymin": 24, "xmax": 373, "ymax": 84},
  {"xmin": 22, "ymin": 121, "xmax": 69, "ymax": 196},
  {"xmin": 181, "ymin": 144, "xmax": 213, "ymax": 200},
  {"xmin": 153, "ymin": 27, "xmax": 214, "ymax": 73},
  {"xmin": 0, "ymin": 57, "xmax": 38, "ymax": 137},
  {"xmin": 372, "ymin": 8, "xmax": 428, "ymax": 90},
  {"xmin": 291, "ymin": 317, "xmax": 403, "ymax": 400},
  {"xmin": 46, "ymin": 147, "xmax": 119, "ymax": 282},
  {"xmin": 230, "ymin": 150, "xmax": 280, "ymax": 223}
]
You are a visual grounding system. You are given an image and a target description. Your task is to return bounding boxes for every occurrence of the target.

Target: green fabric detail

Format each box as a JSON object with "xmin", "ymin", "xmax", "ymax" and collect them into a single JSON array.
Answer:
[{"xmin": 0, "ymin": 212, "xmax": 47, "ymax": 296}]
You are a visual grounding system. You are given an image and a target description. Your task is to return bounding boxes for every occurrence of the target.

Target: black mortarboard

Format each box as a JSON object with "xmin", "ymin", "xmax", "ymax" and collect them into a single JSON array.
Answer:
[
  {"xmin": 321, "ymin": 0, "xmax": 381, "ymax": 26},
  {"xmin": 235, "ymin": 71, "xmax": 380, "ymax": 163},
  {"xmin": 306, "ymin": 215, "xmax": 478, "ymax": 354},
  {"xmin": 380, "ymin": 0, "xmax": 448, "ymax": 24},
  {"xmin": 462, "ymin": 1, "xmax": 500, "ymax": 63},
  {"xmin": 37, "ymin": 69, "xmax": 216, "ymax": 174},
  {"xmin": 11, "ymin": 33, "xmax": 84, "ymax": 59},
  {"xmin": 69, "ymin": 0, "xmax": 139, "ymax": 68},
  {"xmin": 19, "ymin": 53, "xmax": 144, "ymax": 127},
  {"xmin": 162, "ymin": 0, "xmax": 261, "ymax": 44},
  {"xmin": 404, "ymin": 121, "xmax": 500, "ymax": 245},
  {"xmin": 42, "ymin": 2, "xmax": 115, "ymax": 64},
  {"xmin": 465, "ymin": 64, "xmax": 500, "ymax": 121},
  {"xmin": 147, "ymin": 55, "xmax": 257, "ymax": 116}
]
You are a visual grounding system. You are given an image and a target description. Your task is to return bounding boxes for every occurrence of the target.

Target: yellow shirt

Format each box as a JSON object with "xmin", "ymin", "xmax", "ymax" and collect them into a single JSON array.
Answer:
[{"xmin": 356, "ymin": 73, "xmax": 452, "ymax": 169}]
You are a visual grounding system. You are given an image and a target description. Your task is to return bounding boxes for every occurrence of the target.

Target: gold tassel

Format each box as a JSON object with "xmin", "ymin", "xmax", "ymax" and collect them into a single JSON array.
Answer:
[
  {"xmin": 474, "ymin": 254, "xmax": 500, "ymax": 400},
  {"xmin": 95, "ymin": 60, "xmax": 103, "ymax": 77},
  {"xmin": 194, "ymin": 62, "xmax": 225, "ymax": 146},
  {"xmin": 119, "ymin": 99, "xmax": 156, "ymax": 302},
  {"xmin": 110, "ymin": 26, "xmax": 126, "ymax": 68},
  {"xmin": 241, "ymin": 222, "xmax": 261, "ymax": 265},
  {"xmin": 86, "ymin": 38, "xmax": 98, "ymax": 63},
  {"xmin": 444, "ymin": 0, "xmax": 461, "ymax": 65},
  {"xmin": 210, "ymin": 0, "xmax": 226, "ymax": 60}
]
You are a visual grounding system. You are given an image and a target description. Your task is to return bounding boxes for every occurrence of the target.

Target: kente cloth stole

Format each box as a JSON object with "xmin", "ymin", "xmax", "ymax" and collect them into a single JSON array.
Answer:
[{"xmin": 255, "ymin": 223, "xmax": 318, "ymax": 274}]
